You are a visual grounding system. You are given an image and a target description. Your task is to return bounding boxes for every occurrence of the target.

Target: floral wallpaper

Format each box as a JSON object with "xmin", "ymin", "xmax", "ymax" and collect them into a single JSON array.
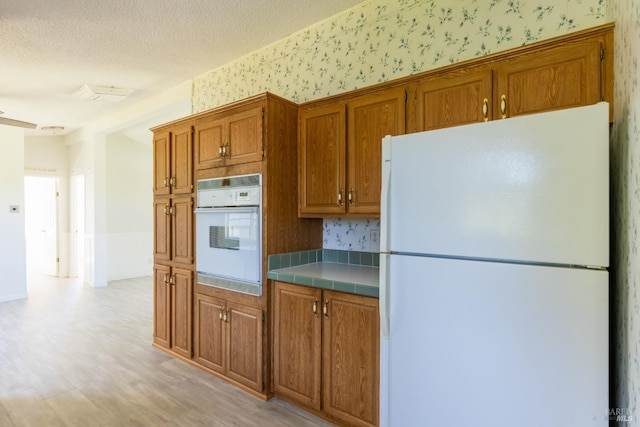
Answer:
[
  {"xmin": 608, "ymin": 0, "xmax": 640, "ymax": 423},
  {"xmin": 192, "ymin": 0, "xmax": 606, "ymax": 109},
  {"xmin": 192, "ymin": 0, "xmax": 606, "ymax": 254}
]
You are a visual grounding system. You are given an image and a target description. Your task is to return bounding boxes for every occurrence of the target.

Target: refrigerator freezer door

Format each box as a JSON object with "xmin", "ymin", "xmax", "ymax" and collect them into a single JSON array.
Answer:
[
  {"xmin": 384, "ymin": 254, "xmax": 608, "ymax": 427},
  {"xmin": 385, "ymin": 102, "xmax": 609, "ymax": 268}
]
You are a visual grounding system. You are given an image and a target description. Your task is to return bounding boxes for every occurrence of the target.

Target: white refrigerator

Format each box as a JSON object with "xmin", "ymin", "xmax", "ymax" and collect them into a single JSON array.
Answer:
[{"xmin": 379, "ymin": 103, "xmax": 609, "ymax": 427}]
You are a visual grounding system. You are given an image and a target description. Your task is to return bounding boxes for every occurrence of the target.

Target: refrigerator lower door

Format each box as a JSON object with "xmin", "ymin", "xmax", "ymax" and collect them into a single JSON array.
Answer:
[{"xmin": 384, "ymin": 254, "xmax": 608, "ymax": 427}]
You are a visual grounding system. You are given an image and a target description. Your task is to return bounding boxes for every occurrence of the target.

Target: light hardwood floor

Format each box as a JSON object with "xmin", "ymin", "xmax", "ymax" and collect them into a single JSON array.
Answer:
[{"xmin": 0, "ymin": 272, "xmax": 334, "ymax": 427}]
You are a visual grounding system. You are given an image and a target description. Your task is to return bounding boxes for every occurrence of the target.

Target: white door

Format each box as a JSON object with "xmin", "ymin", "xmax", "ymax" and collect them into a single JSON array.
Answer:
[
  {"xmin": 24, "ymin": 176, "xmax": 58, "ymax": 276},
  {"xmin": 384, "ymin": 254, "xmax": 608, "ymax": 427}
]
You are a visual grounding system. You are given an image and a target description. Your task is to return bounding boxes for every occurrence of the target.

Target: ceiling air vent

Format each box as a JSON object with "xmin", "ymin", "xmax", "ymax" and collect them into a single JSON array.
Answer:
[{"xmin": 72, "ymin": 84, "xmax": 134, "ymax": 102}]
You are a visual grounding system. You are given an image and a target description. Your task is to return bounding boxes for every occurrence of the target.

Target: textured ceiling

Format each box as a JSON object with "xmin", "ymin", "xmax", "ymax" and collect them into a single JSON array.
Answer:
[{"xmin": 0, "ymin": 0, "xmax": 363, "ymax": 136}]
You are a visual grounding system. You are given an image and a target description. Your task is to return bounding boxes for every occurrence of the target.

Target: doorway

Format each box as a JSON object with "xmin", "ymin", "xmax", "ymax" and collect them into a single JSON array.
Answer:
[{"xmin": 24, "ymin": 176, "xmax": 59, "ymax": 276}]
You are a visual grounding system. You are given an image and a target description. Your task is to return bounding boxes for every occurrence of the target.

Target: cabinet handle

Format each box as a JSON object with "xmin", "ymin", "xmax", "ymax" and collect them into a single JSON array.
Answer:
[
  {"xmin": 163, "ymin": 205, "xmax": 168, "ymax": 215},
  {"xmin": 337, "ymin": 189, "xmax": 344, "ymax": 206},
  {"xmin": 219, "ymin": 309, "xmax": 223, "ymax": 320},
  {"xmin": 323, "ymin": 300, "xmax": 328, "ymax": 317},
  {"xmin": 224, "ymin": 144, "xmax": 229, "ymax": 157},
  {"xmin": 348, "ymin": 188, "xmax": 354, "ymax": 206},
  {"xmin": 223, "ymin": 310, "xmax": 228, "ymax": 323},
  {"xmin": 482, "ymin": 98, "xmax": 489, "ymax": 122},
  {"xmin": 500, "ymin": 94, "xmax": 507, "ymax": 119},
  {"xmin": 218, "ymin": 145, "xmax": 223, "ymax": 155},
  {"xmin": 163, "ymin": 177, "xmax": 168, "ymax": 186},
  {"xmin": 163, "ymin": 274, "xmax": 169, "ymax": 284},
  {"xmin": 312, "ymin": 299, "xmax": 318, "ymax": 315},
  {"xmin": 169, "ymin": 275, "xmax": 175, "ymax": 285}
]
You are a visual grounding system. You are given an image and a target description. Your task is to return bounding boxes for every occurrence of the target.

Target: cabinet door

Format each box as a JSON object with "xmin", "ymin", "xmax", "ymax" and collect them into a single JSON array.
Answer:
[
  {"xmin": 226, "ymin": 302, "xmax": 263, "ymax": 392},
  {"xmin": 273, "ymin": 282, "xmax": 322, "ymax": 410},
  {"xmin": 414, "ymin": 68, "xmax": 493, "ymax": 131},
  {"xmin": 153, "ymin": 264, "xmax": 171, "ymax": 349},
  {"xmin": 323, "ymin": 291, "xmax": 379, "ymax": 427},
  {"xmin": 194, "ymin": 293, "xmax": 226, "ymax": 374},
  {"xmin": 153, "ymin": 196, "xmax": 171, "ymax": 262},
  {"xmin": 153, "ymin": 131, "xmax": 171, "ymax": 195},
  {"xmin": 170, "ymin": 123, "xmax": 193, "ymax": 195},
  {"xmin": 194, "ymin": 116, "xmax": 225, "ymax": 169},
  {"xmin": 171, "ymin": 196, "xmax": 193, "ymax": 265},
  {"xmin": 348, "ymin": 89, "xmax": 406, "ymax": 216},
  {"xmin": 298, "ymin": 104, "xmax": 346, "ymax": 216},
  {"xmin": 495, "ymin": 40, "xmax": 602, "ymax": 119},
  {"xmin": 170, "ymin": 267, "xmax": 193, "ymax": 358},
  {"xmin": 226, "ymin": 107, "xmax": 264, "ymax": 166}
]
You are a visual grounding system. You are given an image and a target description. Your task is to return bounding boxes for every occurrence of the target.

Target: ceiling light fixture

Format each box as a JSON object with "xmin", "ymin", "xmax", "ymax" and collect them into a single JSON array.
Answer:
[
  {"xmin": 41, "ymin": 126, "xmax": 65, "ymax": 134},
  {"xmin": 72, "ymin": 84, "xmax": 134, "ymax": 102}
]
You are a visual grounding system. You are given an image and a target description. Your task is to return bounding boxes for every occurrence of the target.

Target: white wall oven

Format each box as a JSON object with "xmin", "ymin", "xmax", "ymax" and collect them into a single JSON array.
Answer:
[{"xmin": 194, "ymin": 174, "xmax": 262, "ymax": 296}]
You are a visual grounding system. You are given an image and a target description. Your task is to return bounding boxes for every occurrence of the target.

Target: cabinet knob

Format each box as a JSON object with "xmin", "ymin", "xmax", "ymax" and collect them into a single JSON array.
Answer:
[
  {"xmin": 500, "ymin": 94, "xmax": 507, "ymax": 119},
  {"xmin": 482, "ymin": 98, "xmax": 489, "ymax": 122}
]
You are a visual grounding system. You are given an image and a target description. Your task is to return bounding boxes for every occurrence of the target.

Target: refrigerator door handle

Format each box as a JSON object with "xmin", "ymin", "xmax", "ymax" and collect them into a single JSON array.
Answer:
[
  {"xmin": 380, "ymin": 136, "xmax": 392, "ymax": 254},
  {"xmin": 380, "ymin": 253, "xmax": 390, "ymax": 339}
]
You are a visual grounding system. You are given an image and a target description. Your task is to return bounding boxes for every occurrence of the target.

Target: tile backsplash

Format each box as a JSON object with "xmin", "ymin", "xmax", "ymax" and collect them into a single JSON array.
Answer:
[{"xmin": 323, "ymin": 218, "xmax": 381, "ymax": 253}]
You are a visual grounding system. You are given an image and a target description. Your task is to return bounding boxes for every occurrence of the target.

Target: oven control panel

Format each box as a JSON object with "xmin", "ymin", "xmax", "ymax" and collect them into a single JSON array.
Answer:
[{"xmin": 197, "ymin": 174, "xmax": 262, "ymax": 208}]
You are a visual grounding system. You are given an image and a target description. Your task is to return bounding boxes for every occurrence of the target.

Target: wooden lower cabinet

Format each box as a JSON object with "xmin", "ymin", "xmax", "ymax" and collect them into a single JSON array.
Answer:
[
  {"xmin": 194, "ymin": 292, "xmax": 264, "ymax": 393},
  {"xmin": 273, "ymin": 281, "xmax": 379, "ymax": 427},
  {"xmin": 153, "ymin": 264, "xmax": 193, "ymax": 359}
]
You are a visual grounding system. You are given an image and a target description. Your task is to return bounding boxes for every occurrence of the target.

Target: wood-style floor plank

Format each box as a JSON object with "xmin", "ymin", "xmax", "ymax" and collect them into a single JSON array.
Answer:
[{"xmin": 0, "ymin": 273, "xmax": 334, "ymax": 426}]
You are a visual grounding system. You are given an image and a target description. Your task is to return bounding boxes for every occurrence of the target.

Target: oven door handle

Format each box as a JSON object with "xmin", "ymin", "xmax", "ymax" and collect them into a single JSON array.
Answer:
[{"xmin": 194, "ymin": 206, "xmax": 259, "ymax": 214}]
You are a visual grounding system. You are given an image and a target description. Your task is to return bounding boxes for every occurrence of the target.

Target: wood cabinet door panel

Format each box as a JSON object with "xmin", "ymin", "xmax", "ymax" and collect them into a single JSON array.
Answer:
[
  {"xmin": 348, "ymin": 89, "xmax": 406, "ymax": 215},
  {"xmin": 226, "ymin": 107, "xmax": 264, "ymax": 166},
  {"xmin": 323, "ymin": 291, "xmax": 379, "ymax": 427},
  {"xmin": 171, "ymin": 124, "xmax": 193, "ymax": 195},
  {"xmin": 171, "ymin": 267, "xmax": 192, "ymax": 358},
  {"xmin": 195, "ymin": 117, "xmax": 225, "ymax": 169},
  {"xmin": 153, "ymin": 132, "xmax": 171, "ymax": 195},
  {"xmin": 495, "ymin": 41, "xmax": 602, "ymax": 119},
  {"xmin": 415, "ymin": 68, "xmax": 493, "ymax": 131},
  {"xmin": 273, "ymin": 282, "xmax": 322, "ymax": 409},
  {"xmin": 194, "ymin": 293, "xmax": 226, "ymax": 374},
  {"xmin": 153, "ymin": 197, "xmax": 171, "ymax": 262},
  {"xmin": 171, "ymin": 197, "xmax": 193, "ymax": 265},
  {"xmin": 153, "ymin": 264, "xmax": 171, "ymax": 348},
  {"xmin": 299, "ymin": 105, "xmax": 346, "ymax": 216},
  {"xmin": 226, "ymin": 302, "xmax": 263, "ymax": 392}
]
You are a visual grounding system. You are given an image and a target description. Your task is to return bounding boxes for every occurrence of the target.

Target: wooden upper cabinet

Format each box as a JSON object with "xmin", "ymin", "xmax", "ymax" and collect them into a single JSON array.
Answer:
[
  {"xmin": 299, "ymin": 88, "xmax": 406, "ymax": 218},
  {"xmin": 195, "ymin": 106, "xmax": 264, "ymax": 169},
  {"xmin": 298, "ymin": 104, "xmax": 346, "ymax": 216},
  {"xmin": 153, "ymin": 131, "xmax": 171, "ymax": 195},
  {"xmin": 153, "ymin": 123, "xmax": 193, "ymax": 195},
  {"xmin": 414, "ymin": 68, "xmax": 493, "ymax": 132},
  {"xmin": 494, "ymin": 39, "xmax": 603, "ymax": 119},
  {"xmin": 348, "ymin": 89, "xmax": 406, "ymax": 215},
  {"xmin": 194, "ymin": 116, "xmax": 225, "ymax": 169}
]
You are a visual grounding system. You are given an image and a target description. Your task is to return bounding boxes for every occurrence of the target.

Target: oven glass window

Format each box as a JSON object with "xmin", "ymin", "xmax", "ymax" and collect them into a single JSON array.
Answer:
[{"xmin": 208, "ymin": 212, "xmax": 257, "ymax": 250}]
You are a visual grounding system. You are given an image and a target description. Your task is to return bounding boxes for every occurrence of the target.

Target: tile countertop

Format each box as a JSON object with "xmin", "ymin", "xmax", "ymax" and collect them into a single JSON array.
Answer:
[{"xmin": 267, "ymin": 249, "xmax": 380, "ymax": 298}]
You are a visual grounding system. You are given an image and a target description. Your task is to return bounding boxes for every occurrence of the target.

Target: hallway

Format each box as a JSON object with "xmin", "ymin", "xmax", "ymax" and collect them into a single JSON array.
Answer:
[{"xmin": 0, "ymin": 273, "xmax": 333, "ymax": 426}]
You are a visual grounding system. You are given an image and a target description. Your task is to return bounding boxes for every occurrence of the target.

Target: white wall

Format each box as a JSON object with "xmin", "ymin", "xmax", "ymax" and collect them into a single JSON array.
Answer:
[
  {"xmin": 105, "ymin": 133, "xmax": 153, "ymax": 280},
  {"xmin": 0, "ymin": 125, "xmax": 27, "ymax": 302}
]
